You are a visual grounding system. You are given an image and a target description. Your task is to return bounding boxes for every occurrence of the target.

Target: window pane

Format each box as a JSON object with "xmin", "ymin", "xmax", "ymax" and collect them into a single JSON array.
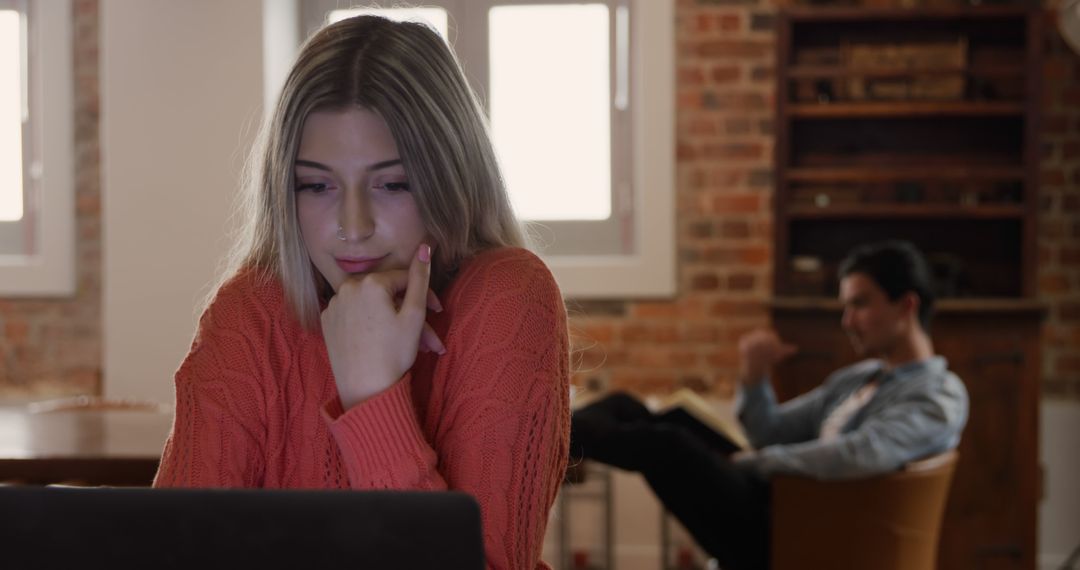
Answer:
[
  {"xmin": 328, "ymin": 7, "xmax": 449, "ymax": 41},
  {"xmin": 0, "ymin": 9, "xmax": 24, "ymax": 222},
  {"xmin": 490, "ymin": 4, "xmax": 611, "ymax": 221}
]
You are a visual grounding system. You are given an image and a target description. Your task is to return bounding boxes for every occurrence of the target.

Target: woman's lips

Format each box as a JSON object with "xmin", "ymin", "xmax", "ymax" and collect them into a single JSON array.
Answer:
[{"xmin": 335, "ymin": 254, "xmax": 387, "ymax": 274}]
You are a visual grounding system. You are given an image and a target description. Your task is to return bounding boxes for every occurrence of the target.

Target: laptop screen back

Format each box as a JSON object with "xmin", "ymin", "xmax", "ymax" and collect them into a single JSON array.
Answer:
[{"xmin": 0, "ymin": 486, "xmax": 485, "ymax": 569}]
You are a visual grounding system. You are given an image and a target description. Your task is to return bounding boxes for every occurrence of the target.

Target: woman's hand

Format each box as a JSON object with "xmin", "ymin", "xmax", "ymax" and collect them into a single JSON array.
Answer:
[{"xmin": 321, "ymin": 244, "xmax": 446, "ymax": 409}]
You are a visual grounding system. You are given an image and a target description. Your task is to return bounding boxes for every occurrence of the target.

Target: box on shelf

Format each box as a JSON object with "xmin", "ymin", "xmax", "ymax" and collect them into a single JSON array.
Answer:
[{"xmin": 844, "ymin": 38, "xmax": 967, "ymax": 101}]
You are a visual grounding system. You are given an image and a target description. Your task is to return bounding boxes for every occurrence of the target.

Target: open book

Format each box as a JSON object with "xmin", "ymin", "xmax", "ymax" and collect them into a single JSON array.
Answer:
[{"xmin": 651, "ymin": 388, "xmax": 751, "ymax": 455}]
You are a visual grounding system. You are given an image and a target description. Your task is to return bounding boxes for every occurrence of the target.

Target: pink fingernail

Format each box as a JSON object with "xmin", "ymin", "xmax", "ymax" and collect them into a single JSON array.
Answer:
[{"xmin": 419, "ymin": 244, "xmax": 431, "ymax": 263}]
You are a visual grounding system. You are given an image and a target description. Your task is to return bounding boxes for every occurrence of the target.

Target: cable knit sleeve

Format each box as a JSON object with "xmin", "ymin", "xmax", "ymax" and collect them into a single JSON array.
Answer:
[
  {"xmin": 154, "ymin": 271, "xmax": 275, "ymax": 488},
  {"xmin": 323, "ymin": 248, "xmax": 571, "ymax": 570}
]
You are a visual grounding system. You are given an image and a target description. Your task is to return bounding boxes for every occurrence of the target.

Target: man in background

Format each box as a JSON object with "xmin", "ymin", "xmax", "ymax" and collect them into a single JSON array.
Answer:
[{"xmin": 570, "ymin": 240, "xmax": 969, "ymax": 570}]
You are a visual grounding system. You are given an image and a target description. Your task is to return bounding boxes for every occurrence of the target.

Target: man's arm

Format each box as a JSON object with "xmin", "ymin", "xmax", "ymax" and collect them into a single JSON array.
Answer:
[
  {"xmin": 734, "ymin": 329, "xmax": 826, "ymax": 447},
  {"xmin": 738, "ymin": 378, "xmax": 830, "ymax": 448},
  {"xmin": 737, "ymin": 375, "xmax": 968, "ymax": 480}
]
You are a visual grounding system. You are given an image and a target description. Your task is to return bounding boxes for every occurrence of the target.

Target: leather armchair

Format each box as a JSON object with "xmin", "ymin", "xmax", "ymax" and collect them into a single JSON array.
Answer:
[{"xmin": 771, "ymin": 451, "xmax": 958, "ymax": 570}]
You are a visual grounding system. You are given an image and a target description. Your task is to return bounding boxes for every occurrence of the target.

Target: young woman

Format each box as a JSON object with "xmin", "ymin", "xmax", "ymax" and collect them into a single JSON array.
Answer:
[{"xmin": 154, "ymin": 15, "xmax": 570, "ymax": 569}]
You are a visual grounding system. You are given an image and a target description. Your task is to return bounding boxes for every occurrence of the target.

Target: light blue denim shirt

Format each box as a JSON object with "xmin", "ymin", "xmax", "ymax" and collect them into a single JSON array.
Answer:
[{"xmin": 735, "ymin": 356, "xmax": 968, "ymax": 480}]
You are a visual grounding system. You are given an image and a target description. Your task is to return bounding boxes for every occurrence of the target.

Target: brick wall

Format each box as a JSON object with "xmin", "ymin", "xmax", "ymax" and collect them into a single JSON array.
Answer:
[
  {"xmin": 569, "ymin": 1, "xmax": 1080, "ymax": 401},
  {"xmin": 569, "ymin": 0, "xmax": 778, "ymax": 398},
  {"xmin": 0, "ymin": 0, "xmax": 101, "ymax": 400},
  {"xmin": 1040, "ymin": 9, "xmax": 1080, "ymax": 399},
  {"xmin": 1, "ymin": 0, "xmax": 1077, "ymax": 402}
]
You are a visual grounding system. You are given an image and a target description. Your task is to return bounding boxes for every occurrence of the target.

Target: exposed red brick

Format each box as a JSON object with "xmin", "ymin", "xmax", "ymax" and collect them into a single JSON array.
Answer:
[
  {"xmin": 1062, "ymin": 247, "xmax": 1080, "ymax": 265},
  {"xmin": 4, "ymin": 320, "xmax": 30, "ymax": 344},
  {"xmin": 684, "ymin": 323, "xmax": 722, "ymax": 343},
  {"xmin": 608, "ymin": 371, "xmax": 679, "ymax": 395},
  {"xmin": 711, "ymin": 65, "xmax": 742, "ymax": 83},
  {"xmin": 1059, "ymin": 302, "xmax": 1080, "ymax": 321},
  {"xmin": 1043, "ymin": 168, "xmax": 1067, "ymax": 186},
  {"xmin": 690, "ymin": 272, "xmax": 722, "ymax": 291},
  {"xmin": 1056, "ymin": 355, "xmax": 1080, "ymax": 373},
  {"xmin": 702, "ymin": 141, "xmax": 766, "ymax": 161},
  {"xmin": 1045, "ymin": 59, "xmax": 1070, "ymax": 81},
  {"xmin": 709, "ymin": 300, "xmax": 767, "ymax": 318},
  {"xmin": 621, "ymin": 323, "xmax": 681, "ymax": 344},
  {"xmin": 1062, "ymin": 86, "xmax": 1080, "ymax": 107},
  {"xmin": 628, "ymin": 348, "xmax": 698, "ymax": 368},
  {"xmin": 575, "ymin": 345, "xmax": 625, "ymax": 371},
  {"xmin": 1040, "ymin": 245, "xmax": 1055, "ymax": 267},
  {"xmin": 677, "ymin": 141, "xmax": 698, "ymax": 161},
  {"xmin": 696, "ymin": 13, "xmax": 714, "ymax": 33},
  {"xmin": 697, "ymin": 40, "xmax": 773, "ymax": 59},
  {"xmin": 711, "ymin": 193, "xmax": 763, "ymax": 214},
  {"xmin": 630, "ymin": 302, "xmax": 681, "ymax": 319},
  {"xmin": 702, "ymin": 245, "xmax": 770, "ymax": 266},
  {"xmin": 630, "ymin": 298, "xmax": 706, "ymax": 321},
  {"xmin": 1063, "ymin": 141, "xmax": 1080, "ymax": 159},
  {"xmin": 1040, "ymin": 272, "xmax": 1070, "ymax": 294},
  {"xmin": 719, "ymin": 14, "xmax": 742, "ymax": 32},
  {"xmin": 718, "ymin": 220, "xmax": 751, "ymax": 239},
  {"xmin": 679, "ymin": 66, "xmax": 707, "ymax": 86},
  {"xmin": 678, "ymin": 89, "xmax": 703, "ymax": 110},
  {"xmin": 728, "ymin": 273, "xmax": 757, "ymax": 291},
  {"xmin": 705, "ymin": 347, "xmax": 740, "ymax": 368},
  {"xmin": 577, "ymin": 323, "xmax": 616, "ymax": 344},
  {"xmin": 687, "ymin": 117, "xmax": 720, "ymax": 137}
]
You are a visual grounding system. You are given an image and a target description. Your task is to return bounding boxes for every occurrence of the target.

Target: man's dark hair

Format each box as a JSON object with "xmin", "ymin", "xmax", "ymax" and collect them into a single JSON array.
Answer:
[{"xmin": 838, "ymin": 240, "xmax": 936, "ymax": 329}]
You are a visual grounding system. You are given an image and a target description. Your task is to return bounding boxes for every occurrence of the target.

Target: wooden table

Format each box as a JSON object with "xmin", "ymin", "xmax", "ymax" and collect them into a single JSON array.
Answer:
[{"xmin": 0, "ymin": 406, "xmax": 173, "ymax": 486}]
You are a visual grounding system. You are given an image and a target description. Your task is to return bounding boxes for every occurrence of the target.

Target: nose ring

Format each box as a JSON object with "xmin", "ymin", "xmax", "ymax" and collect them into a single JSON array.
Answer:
[{"xmin": 336, "ymin": 225, "xmax": 347, "ymax": 241}]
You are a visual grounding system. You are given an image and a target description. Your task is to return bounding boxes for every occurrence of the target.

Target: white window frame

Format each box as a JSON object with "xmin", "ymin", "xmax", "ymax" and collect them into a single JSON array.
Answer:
[
  {"xmin": 0, "ymin": 0, "xmax": 75, "ymax": 296},
  {"xmin": 286, "ymin": 0, "xmax": 674, "ymax": 298}
]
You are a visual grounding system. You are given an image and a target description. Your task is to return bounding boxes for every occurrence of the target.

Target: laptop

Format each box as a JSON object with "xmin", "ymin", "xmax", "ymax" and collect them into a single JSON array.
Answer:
[{"xmin": 0, "ymin": 486, "xmax": 485, "ymax": 569}]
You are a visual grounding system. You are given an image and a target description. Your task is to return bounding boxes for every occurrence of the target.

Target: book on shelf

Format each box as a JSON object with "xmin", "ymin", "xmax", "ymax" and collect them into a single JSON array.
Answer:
[{"xmin": 651, "ymin": 388, "xmax": 751, "ymax": 456}]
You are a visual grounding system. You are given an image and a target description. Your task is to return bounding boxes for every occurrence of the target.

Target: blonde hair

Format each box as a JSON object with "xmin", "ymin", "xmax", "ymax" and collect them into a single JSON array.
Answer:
[{"xmin": 222, "ymin": 15, "xmax": 525, "ymax": 329}]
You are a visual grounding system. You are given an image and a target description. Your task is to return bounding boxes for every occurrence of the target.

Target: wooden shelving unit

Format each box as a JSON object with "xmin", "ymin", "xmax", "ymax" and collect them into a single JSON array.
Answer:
[
  {"xmin": 788, "ymin": 100, "xmax": 1025, "ymax": 117},
  {"xmin": 785, "ymin": 165, "xmax": 1026, "ymax": 182},
  {"xmin": 770, "ymin": 6, "xmax": 1042, "ymax": 570}
]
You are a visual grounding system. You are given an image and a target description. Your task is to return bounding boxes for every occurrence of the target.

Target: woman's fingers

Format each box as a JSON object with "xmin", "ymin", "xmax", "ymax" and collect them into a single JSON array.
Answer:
[
  {"xmin": 427, "ymin": 288, "xmax": 444, "ymax": 313},
  {"xmin": 401, "ymin": 244, "xmax": 433, "ymax": 329},
  {"xmin": 419, "ymin": 322, "xmax": 447, "ymax": 355}
]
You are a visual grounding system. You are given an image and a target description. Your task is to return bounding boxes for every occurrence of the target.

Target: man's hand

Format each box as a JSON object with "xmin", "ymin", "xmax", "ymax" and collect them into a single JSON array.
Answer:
[{"xmin": 737, "ymin": 329, "xmax": 797, "ymax": 386}]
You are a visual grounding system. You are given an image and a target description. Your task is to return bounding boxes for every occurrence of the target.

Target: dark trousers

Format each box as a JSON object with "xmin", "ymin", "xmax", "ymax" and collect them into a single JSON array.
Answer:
[{"xmin": 570, "ymin": 392, "xmax": 771, "ymax": 570}]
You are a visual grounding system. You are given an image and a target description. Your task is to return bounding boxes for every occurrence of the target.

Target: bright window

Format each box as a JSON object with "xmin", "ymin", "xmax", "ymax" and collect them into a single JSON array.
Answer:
[
  {"xmin": 296, "ymin": 0, "xmax": 674, "ymax": 298},
  {"xmin": 0, "ymin": 0, "xmax": 75, "ymax": 296},
  {"xmin": 0, "ymin": 9, "xmax": 23, "ymax": 223},
  {"xmin": 489, "ymin": 4, "xmax": 611, "ymax": 221}
]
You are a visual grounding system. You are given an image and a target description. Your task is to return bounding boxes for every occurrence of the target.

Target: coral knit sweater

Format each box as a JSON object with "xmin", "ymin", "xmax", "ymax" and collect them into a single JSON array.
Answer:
[{"xmin": 154, "ymin": 247, "xmax": 570, "ymax": 570}]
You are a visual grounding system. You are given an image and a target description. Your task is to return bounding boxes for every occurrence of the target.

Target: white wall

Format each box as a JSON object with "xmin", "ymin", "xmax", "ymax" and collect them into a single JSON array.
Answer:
[
  {"xmin": 1040, "ymin": 399, "xmax": 1080, "ymax": 569},
  {"xmin": 101, "ymin": 0, "xmax": 264, "ymax": 402}
]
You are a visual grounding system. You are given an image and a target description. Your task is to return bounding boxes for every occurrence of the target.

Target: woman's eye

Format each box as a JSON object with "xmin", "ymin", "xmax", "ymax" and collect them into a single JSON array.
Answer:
[
  {"xmin": 295, "ymin": 182, "xmax": 329, "ymax": 193},
  {"xmin": 378, "ymin": 182, "xmax": 411, "ymax": 192}
]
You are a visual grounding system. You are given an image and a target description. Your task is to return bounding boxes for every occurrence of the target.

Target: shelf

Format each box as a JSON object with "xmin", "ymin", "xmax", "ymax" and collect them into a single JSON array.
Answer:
[
  {"xmin": 787, "ymin": 64, "xmax": 1026, "ymax": 79},
  {"xmin": 785, "ymin": 204, "xmax": 1025, "ymax": 220},
  {"xmin": 770, "ymin": 297, "xmax": 1045, "ymax": 315},
  {"xmin": 788, "ymin": 101, "xmax": 1025, "ymax": 118},
  {"xmin": 783, "ymin": 5, "xmax": 1031, "ymax": 22},
  {"xmin": 786, "ymin": 166, "xmax": 1025, "ymax": 182}
]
